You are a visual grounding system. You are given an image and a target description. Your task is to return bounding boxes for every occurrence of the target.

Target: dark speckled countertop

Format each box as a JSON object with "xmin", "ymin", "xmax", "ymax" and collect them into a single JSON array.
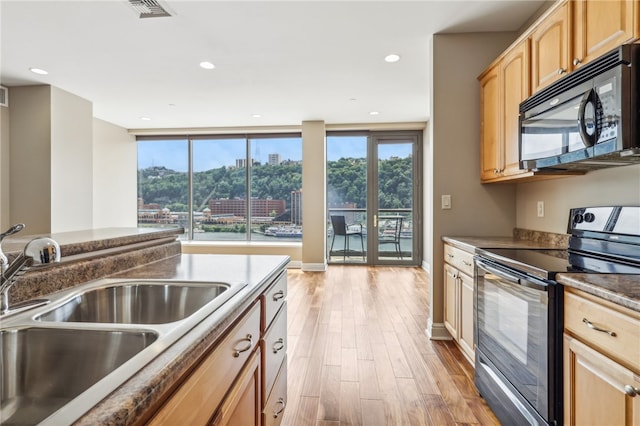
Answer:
[
  {"xmin": 2, "ymin": 227, "xmax": 185, "ymax": 257},
  {"xmin": 443, "ymin": 234, "xmax": 639, "ymax": 314}
]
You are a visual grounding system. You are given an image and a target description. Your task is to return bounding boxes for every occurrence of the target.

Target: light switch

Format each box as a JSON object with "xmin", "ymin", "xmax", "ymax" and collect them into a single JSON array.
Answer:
[{"xmin": 442, "ymin": 195, "xmax": 452, "ymax": 209}]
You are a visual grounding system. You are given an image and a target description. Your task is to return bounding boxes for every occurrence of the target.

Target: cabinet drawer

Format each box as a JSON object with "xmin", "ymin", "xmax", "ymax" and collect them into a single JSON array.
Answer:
[
  {"xmin": 565, "ymin": 289, "xmax": 640, "ymax": 372},
  {"xmin": 263, "ymin": 359, "xmax": 287, "ymax": 426},
  {"xmin": 148, "ymin": 302, "xmax": 261, "ymax": 426},
  {"xmin": 444, "ymin": 244, "xmax": 474, "ymax": 276},
  {"xmin": 262, "ymin": 271, "xmax": 287, "ymax": 331},
  {"xmin": 262, "ymin": 302, "xmax": 287, "ymax": 399}
]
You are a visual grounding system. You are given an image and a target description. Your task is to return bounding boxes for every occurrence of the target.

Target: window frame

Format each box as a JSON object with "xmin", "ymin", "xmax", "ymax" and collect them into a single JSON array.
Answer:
[{"xmin": 137, "ymin": 133, "xmax": 302, "ymax": 242}]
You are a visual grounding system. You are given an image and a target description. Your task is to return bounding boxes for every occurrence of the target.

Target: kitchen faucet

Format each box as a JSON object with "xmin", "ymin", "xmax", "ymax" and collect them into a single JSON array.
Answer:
[{"xmin": 0, "ymin": 224, "xmax": 60, "ymax": 315}]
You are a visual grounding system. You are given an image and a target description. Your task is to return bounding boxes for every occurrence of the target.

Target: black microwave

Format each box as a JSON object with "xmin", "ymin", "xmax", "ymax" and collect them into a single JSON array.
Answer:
[{"xmin": 519, "ymin": 44, "xmax": 640, "ymax": 171}]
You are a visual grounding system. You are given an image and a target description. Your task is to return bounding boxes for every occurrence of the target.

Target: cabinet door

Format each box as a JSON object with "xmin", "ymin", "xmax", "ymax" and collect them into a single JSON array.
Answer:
[
  {"xmin": 501, "ymin": 39, "xmax": 530, "ymax": 177},
  {"xmin": 213, "ymin": 349, "xmax": 262, "ymax": 426},
  {"xmin": 458, "ymin": 272, "xmax": 475, "ymax": 363},
  {"xmin": 564, "ymin": 334, "xmax": 640, "ymax": 426},
  {"xmin": 479, "ymin": 64, "xmax": 501, "ymax": 182},
  {"xmin": 443, "ymin": 264, "xmax": 459, "ymax": 340},
  {"xmin": 531, "ymin": 2, "xmax": 570, "ymax": 92},
  {"xmin": 573, "ymin": 0, "xmax": 638, "ymax": 68}
]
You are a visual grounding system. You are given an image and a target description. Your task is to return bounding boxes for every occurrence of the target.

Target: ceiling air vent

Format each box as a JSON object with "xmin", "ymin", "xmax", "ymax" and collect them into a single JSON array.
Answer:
[
  {"xmin": 0, "ymin": 86, "xmax": 7, "ymax": 107},
  {"xmin": 128, "ymin": 0, "xmax": 171, "ymax": 18}
]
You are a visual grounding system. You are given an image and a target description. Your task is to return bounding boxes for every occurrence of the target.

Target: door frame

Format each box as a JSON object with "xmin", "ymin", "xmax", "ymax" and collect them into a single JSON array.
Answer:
[{"xmin": 326, "ymin": 130, "xmax": 422, "ymax": 266}]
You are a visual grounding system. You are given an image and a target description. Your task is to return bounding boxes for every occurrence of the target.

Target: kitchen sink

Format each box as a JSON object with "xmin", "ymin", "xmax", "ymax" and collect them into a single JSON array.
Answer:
[
  {"xmin": 0, "ymin": 327, "xmax": 157, "ymax": 426},
  {"xmin": 35, "ymin": 282, "xmax": 231, "ymax": 324}
]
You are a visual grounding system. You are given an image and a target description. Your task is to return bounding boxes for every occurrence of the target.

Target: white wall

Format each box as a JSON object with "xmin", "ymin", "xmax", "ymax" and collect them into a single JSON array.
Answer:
[
  {"xmin": 428, "ymin": 32, "xmax": 519, "ymax": 338},
  {"xmin": 93, "ymin": 118, "xmax": 137, "ymax": 228},
  {"xmin": 517, "ymin": 164, "xmax": 640, "ymax": 233},
  {"xmin": 51, "ymin": 87, "xmax": 94, "ymax": 232}
]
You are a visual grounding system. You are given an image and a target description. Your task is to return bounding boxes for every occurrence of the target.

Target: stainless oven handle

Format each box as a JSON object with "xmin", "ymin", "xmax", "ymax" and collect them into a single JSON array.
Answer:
[
  {"xmin": 475, "ymin": 259, "xmax": 521, "ymax": 285},
  {"xmin": 476, "ymin": 258, "xmax": 549, "ymax": 292}
]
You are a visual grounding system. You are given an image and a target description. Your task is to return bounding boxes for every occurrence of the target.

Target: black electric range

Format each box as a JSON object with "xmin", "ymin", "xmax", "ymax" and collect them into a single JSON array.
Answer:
[
  {"xmin": 477, "ymin": 205, "xmax": 640, "ymax": 280},
  {"xmin": 473, "ymin": 206, "xmax": 640, "ymax": 426}
]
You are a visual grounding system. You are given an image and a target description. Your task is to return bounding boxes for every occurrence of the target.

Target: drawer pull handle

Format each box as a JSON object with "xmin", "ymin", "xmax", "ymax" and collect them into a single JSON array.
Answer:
[
  {"xmin": 624, "ymin": 385, "xmax": 640, "ymax": 397},
  {"xmin": 273, "ymin": 397, "xmax": 286, "ymax": 418},
  {"xmin": 273, "ymin": 337, "xmax": 285, "ymax": 353},
  {"xmin": 232, "ymin": 334, "xmax": 253, "ymax": 357},
  {"xmin": 272, "ymin": 290, "xmax": 285, "ymax": 301},
  {"xmin": 447, "ymin": 254, "xmax": 454, "ymax": 258},
  {"xmin": 462, "ymin": 260, "xmax": 471, "ymax": 266},
  {"xmin": 582, "ymin": 318, "xmax": 616, "ymax": 337}
]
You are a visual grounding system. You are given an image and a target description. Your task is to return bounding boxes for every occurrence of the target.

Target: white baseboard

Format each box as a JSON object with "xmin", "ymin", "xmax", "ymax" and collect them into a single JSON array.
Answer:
[
  {"xmin": 421, "ymin": 260, "xmax": 431, "ymax": 274},
  {"xmin": 426, "ymin": 319, "xmax": 452, "ymax": 340},
  {"xmin": 301, "ymin": 262, "xmax": 327, "ymax": 272},
  {"xmin": 286, "ymin": 260, "xmax": 302, "ymax": 269}
]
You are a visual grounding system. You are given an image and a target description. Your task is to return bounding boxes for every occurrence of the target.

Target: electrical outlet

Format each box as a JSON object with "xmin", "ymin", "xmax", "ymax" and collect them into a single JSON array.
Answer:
[{"xmin": 537, "ymin": 201, "xmax": 545, "ymax": 218}]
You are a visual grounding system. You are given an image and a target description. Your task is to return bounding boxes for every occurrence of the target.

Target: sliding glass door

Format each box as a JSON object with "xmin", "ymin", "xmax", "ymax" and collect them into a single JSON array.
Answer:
[{"xmin": 327, "ymin": 131, "xmax": 421, "ymax": 265}]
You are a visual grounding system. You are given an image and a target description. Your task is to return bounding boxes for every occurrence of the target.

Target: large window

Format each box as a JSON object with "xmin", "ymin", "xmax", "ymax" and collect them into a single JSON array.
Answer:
[{"xmin": 137, "ymin": 134, "xmax": 302, "ymax": 241}]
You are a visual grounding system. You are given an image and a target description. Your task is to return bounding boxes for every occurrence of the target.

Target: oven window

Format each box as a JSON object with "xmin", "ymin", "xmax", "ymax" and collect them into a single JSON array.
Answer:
[
  {"xmin": 476, "ymin": 267, "xmax": 549, "ymax": 416},
  {"xmin": 487, "ymin": 288, "xmax": 529, "ymax": 364}
]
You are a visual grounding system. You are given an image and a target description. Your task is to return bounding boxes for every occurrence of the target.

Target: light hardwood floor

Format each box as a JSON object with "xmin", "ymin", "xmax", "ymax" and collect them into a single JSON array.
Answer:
[{"xmin": 281, "ymin": 266, "xmax": 499, "ymax": 426}]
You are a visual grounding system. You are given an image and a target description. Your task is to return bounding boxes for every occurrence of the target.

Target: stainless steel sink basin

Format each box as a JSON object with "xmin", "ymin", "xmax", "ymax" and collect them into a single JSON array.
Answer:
[
  {"xmin": 35, "ymin": 282, "xmax": 230, "ymax": 324},
  {"xmin": 0, "ymin": 327, "xmax": 157, "ymax": 426}
]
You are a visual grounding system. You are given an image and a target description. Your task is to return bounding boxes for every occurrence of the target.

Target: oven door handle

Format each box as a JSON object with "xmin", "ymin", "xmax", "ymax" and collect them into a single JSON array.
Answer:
[
  {"xmin": 475, "ymin": 259, "xmax": 521, "ymax": 284},
  {"xmin": 476, "ymin": 258, "xmax": 550, "ymax": 292}
]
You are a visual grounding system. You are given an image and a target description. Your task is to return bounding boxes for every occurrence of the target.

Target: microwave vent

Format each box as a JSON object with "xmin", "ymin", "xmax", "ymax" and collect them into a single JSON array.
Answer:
[
  {"xmin": 0, "ymin": 86, "xmax": 7, "ymax": 107},
  {"xmin": 127, "ymin": 0, "xmax": 171, "ymax": 18}
]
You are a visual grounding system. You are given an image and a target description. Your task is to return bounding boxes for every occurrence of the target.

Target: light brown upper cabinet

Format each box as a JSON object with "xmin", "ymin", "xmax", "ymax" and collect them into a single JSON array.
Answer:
[
  {"xmin": 479, "ymin": 40, "xmax": 530, "ymax": 183},
  {"xmin": 573, "ymin": 0, "xmax": 638, "ymax": 69},
  {"xmin": 478, "ymin": 0, "xmax": 637, "ymax": 183},
  {"xmin": 479, "ymin": 63, "xmax": 501, "ymax": 182},
  {"xmin": 531, "ymin": 2, "xmax": 570, "ymax": 93}
]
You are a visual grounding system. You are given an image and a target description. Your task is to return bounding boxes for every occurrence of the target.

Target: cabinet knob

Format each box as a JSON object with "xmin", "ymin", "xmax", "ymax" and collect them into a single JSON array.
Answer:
[
  {"xmin": 573, "ymin": 58, "xmax": 582, "ymax": 66},
  {"xmin": 624, "ymin": 385, "xmax": 640, "ymax": 397},
  {"xmin": 557, "ymin": 68, "xmax": 567, "ymax": 75}
]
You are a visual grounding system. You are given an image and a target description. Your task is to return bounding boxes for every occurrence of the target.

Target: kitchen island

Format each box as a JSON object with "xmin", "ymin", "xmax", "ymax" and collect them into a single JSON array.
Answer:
[{"xmin": 0, "ymin": 227, "xmax": 289, "ymax": 425}]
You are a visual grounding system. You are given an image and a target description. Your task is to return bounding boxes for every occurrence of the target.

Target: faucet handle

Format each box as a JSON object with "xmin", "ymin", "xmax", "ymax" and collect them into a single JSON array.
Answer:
[
  {"xmin": 0, "ymin": 223, "xmax": 25, "ymax": 241},
  {"xmin": 24, "ymin": 237, "xmax": 61, "ymax": 265}
]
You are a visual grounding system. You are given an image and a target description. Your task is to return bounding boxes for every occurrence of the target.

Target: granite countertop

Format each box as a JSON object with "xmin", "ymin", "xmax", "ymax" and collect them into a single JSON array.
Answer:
[
  {"xmin": 70, "ymin": 253, "xmax": 289, "ymax": 425},
  {"xmin": 442, "ymin": 236, "xmax": 567, "ymax": 252},
  {"xmin": 2, "ymin": 226, "xmax": 184, "ymax": 257},
  {"xmin": 443, "ymin": 235, "xmax": 639, "ymax": 314},
  {"xmin": 557, "ymin": 273, "xmax": 640, "ymax": 313}
]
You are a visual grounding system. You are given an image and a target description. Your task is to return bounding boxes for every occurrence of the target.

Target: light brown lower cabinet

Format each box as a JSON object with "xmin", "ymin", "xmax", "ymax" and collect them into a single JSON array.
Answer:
[
  {"xmin": 563, "ymin": 288, "xmax": 640, "ymax": 425},
  {"xmin": 213, "ymin": 349, "xmax": 262, "ymax": 426},
  {"xmin": 443, "ymin": 243, "xmax": 475, "ymax": 364},
  {"xmin": 148, "ymin": 302, "xmax": 261, "ymax": 426},
  {"xmin": 563, "ymin": 335, "xmax": 640, "ymax": 426}
]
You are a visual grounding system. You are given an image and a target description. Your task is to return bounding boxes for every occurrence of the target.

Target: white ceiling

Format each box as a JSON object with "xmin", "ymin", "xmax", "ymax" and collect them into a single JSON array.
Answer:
[{"xmin": 1, "ymin": 0, "xmax": 547, "ymax": 130}]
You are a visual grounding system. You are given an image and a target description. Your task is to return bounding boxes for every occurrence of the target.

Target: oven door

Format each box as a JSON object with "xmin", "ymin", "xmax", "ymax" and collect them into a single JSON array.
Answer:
[{"xmin": 474, "ymin": 257, "xmax": 558, "ymax": 425}]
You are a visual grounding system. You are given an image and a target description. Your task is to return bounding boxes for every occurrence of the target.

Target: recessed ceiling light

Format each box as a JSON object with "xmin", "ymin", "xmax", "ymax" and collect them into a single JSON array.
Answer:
[
  {"xmin": 369, "ymin": 111, "xmax": 380, "ymax": 116},
  {"xmin": 384, "ymin": 54, "xmax": 401, "ymax": 63},
  {"xmin": 29, "ymin": 67, "xmax": 48, "ymax": 75},
  {"xmin": 252, "ymin": 114, "xmax": 262, "ymax": 118},
  {"xmin": 199, "ymin": 61, "xmax": 215, "ymax": 70},
  {"xmin": 140, "ymin": 116, "xmax": 151, "ymax": 121}
]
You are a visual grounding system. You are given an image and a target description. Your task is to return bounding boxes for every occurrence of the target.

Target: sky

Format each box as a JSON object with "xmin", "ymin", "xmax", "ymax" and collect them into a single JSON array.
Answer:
[{"xmin": 137, "ymin": 135, "xmax": 412, "ymax": 172}]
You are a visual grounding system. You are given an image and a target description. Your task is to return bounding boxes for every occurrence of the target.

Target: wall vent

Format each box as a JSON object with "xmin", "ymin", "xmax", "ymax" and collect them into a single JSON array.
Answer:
[
  {"xmin": 128, "ymin": 0, "xmax": 171, "ymax": 18},
  {"xmin": 0, "ymin": 86, "xmax": 7, "ymax": 107}
]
